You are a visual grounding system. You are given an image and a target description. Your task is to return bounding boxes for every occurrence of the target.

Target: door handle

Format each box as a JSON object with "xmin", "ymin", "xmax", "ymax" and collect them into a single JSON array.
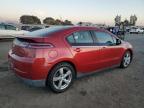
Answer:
[
  {"xmin": 74, "ymin": 48, "xmax": 81, "ymax": 52},
  {"xmin": 102, "ymin": 46, "xmax": 107, "ymax": 49}
]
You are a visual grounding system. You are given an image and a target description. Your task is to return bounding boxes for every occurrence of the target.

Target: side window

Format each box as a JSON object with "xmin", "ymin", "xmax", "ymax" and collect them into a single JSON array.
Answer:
[
  {"xmin": 67, "ymin": 35, "xmax": 75, "ymax": 44},
  {"xmin": 94, "ymin": 32, "xmax": 114, "ymax": 45},
  {"xmin": 0, "ymin": 24, "xmax": 5, "ymax": 30},
  {"xmin": 6, "ymin": 25, "xmax": 16, "ymax": 30},
  {"xmin": 73, "ymin": 31, "xmax": 93, "ymax": 44}
]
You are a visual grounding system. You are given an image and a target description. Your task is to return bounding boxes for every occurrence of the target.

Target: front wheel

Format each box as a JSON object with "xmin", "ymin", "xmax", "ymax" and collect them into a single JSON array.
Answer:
[
  {"xmin": 120, "ymin": 51, "xmax": 132, "ymax": 68},
  {"xmin": 47, "ymin": 62, "xmax": 75, "ymax": 93}
]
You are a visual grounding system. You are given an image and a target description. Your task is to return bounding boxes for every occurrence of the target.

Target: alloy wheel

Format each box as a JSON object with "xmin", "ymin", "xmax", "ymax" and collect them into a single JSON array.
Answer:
[
  {"xmin": 123, "ymin": 52, "xmax": 131, "ymax": 67},
  {"xmin": 52, "ymin": 67, "xmax": 72, "ymax": 90}
]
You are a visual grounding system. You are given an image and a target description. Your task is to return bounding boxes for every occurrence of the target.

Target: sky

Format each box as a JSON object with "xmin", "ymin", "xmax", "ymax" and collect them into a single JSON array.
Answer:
[{"xmin": 0, "ymin": 0, "xmax": 144, "ymax": 26}]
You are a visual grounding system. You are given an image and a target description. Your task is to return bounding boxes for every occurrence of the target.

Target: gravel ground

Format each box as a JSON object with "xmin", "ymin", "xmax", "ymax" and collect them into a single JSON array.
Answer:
[{"xmin": 0, "ymin": 34, "xmax": 144, "ymax": 108}]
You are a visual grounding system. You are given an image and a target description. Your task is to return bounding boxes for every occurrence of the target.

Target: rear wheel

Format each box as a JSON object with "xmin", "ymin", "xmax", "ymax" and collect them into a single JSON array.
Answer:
[
  {"xmin": 47, "ymin": 62, "xmax": 75, "ymax": 93},
  {"xmin": 120, "ymin": 51, "xmax": 132, "ymax": 68}
]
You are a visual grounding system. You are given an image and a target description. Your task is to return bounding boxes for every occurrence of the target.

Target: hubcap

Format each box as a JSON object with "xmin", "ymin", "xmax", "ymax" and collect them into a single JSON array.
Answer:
[
  {"xmin": 123, "ymin": 52, "xmax": 131, "ymax": 67},
  {"xmin": 53, "ymin": 67, "xmax": 72, "ymax": 90}
]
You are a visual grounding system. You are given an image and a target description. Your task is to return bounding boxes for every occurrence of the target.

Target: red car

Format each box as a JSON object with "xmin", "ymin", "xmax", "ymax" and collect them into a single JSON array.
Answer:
[{"xmin": 8, "ymin": 26, "xmax": 133, "ymax": 93}]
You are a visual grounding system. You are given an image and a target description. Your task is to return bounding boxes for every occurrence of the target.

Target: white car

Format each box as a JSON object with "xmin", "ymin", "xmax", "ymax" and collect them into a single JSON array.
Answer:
[
  {"xmin": 130, "ymin": 27, "xmax": 144, "ymax": 34},
  {"xmin": 137, "ymin": 28, "xmax": 144, "ymax": 33},
  {"xmin": 0, "ymin": 23, "xmax": 28, "ymax": 38}
]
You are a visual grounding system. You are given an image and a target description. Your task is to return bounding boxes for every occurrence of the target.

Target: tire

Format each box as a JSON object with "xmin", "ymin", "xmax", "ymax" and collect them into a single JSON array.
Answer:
[
  {"xmin": 47, "ymin": 62, "xmax": 75, "ymax": 93},
  {"xmin": 120, "ymin": 51, "xmax": 132, "ymax": 68}
]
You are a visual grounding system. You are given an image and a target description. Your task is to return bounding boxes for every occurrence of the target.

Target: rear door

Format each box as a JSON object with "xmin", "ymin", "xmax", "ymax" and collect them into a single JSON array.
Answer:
[
  {"xmin": 67, "ymin": 30, "xmax": 101, "ymax": 73},
  {"xmin": 93, "ymin": 31, "xmax": 123, "ymax": 68}
]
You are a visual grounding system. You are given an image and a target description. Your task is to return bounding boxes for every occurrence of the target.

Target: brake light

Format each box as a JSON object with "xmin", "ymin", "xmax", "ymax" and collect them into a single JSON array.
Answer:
[
  {"xmin": 27, "ymin": 43, "xmax": 54, "ymax": 58},
  {"xmin": 28, "ymin": 43, "xmax": 54, "ymax": 48}
]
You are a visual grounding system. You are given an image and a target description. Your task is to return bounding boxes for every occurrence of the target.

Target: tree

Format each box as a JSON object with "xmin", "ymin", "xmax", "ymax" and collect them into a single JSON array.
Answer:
[
  {"xmin": 115, "ymin": 15, "xmax": 121, "ymax": 26},
  {"xmin": 119, "ymin": 22, "xmax": 125, "ymax": 33},
  {"xmin": 63, "ymin": 20, "xmax": 73, "ymax": 25},
  {"xmin": 123, "ymin": 19, "xmax": 129, "ymax": 26},
  {"xmin": 55, "ymin": 19, "xmax": 63, "ymax": 25},
  {"xmin": 114, "ymin": 15, "xmax": 138, "ymax": 27},
  {"xmin": 78, "ymin": 22, "xmax": 83, "ymax": 26},
  {"xmin": 43, "ymin": 17, "xmax": 55, "ymax": 25},
  {"xmin": 20, "ymin": 15, "xmax": 41, "ymax": 24},
  {"xmin": 130, "ymin": 15, "xmax": 137, "ymax": 26},
  {"xmin": 43, "ymin": 17, "xmax": 73, "ymax": 25}
]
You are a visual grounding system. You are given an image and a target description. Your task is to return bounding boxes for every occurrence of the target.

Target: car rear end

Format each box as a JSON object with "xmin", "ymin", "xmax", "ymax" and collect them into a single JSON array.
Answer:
[
  {"xmin": 8, "ymin": 36, "xmax": 55, "ymax": 87},
  {"xmin": 8, "ymin": 26, "xmax": 74, "ymax": 87}
]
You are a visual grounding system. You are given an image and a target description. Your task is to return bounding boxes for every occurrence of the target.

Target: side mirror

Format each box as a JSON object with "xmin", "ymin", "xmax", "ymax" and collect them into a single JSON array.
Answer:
[{"xmin": 116, "ymin": 39, "xmax": 121, "ymax": 45}]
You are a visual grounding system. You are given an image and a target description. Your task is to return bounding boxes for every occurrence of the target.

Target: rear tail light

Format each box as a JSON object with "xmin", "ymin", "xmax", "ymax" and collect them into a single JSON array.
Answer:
[
  {"xmin": 28, "ymin": 43, "xmax": 54, "ymax": 48},
  {"xmin": 27, "ymin": 43, "xmax": 54, "ymax": 58},
  {"xmin": 12, "ymin": 38, "xmax": 54, "ymax": 58}
]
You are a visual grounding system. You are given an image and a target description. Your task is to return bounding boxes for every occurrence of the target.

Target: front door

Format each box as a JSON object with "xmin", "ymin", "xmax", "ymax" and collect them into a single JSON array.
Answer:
[
  {"xmin": 67, "ymin": 30, "xmax": 101, "ymax": 73},
  {"xmin": 93, "ymin": 31, "xmax": 122, "ymax": 68}
]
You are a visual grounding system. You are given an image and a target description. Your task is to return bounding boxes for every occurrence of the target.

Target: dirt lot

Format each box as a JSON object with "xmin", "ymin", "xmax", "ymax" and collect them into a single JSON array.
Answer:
[{"xmin": 0, "ymin": 34, "xmax": 144, "ymax": 108}]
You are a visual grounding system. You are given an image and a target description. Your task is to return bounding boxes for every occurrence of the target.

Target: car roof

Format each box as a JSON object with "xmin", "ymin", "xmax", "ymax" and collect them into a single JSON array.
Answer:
[
  {"xmin": 25, "ymin": 26, "xmax": 105, "ymax": 37},
  {"xmin": 62, "ymin": 26, "xmax": 101, "ymax": 30},
  {"xmin": 60, "ymin": 26, "xmax": 105, "ymax": 34}
]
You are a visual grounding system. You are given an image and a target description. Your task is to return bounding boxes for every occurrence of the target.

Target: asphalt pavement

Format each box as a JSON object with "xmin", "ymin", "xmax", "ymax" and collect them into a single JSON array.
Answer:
[{"xmin": 0, "ymin": 34, "xmax": 144, "ymax": 108}]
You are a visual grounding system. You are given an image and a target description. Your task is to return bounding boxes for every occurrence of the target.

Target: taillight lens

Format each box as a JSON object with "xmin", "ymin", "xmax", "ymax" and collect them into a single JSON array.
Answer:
[{"xmin": 27, "ymin": 43, "xmax": 54, "ymax": 58}]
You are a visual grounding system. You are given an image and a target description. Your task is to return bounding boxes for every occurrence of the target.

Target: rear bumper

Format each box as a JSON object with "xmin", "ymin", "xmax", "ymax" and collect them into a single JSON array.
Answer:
[
  {"xmin": 9, "ymin": 62, "xmax": 46, "ymax": 87},
  {"xmin": 16, "ymin": 74, "xmax": 46, "ymax": 87},
  {"xmin": 8, "ymin": 50, "xmax": 52, "ymax": 87}
]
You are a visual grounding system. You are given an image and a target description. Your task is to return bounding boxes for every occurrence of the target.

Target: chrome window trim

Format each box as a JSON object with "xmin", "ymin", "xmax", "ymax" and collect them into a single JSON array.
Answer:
[{"xmin": 71, "ymin": 46, "xmax": 102, "ymax": 48}]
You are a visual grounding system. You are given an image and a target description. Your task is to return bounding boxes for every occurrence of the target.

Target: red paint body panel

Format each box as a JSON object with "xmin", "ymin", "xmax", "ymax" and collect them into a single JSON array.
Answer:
[{"xmin": 8, "ymin": 26, "xmax": 133, "ymax": 86}]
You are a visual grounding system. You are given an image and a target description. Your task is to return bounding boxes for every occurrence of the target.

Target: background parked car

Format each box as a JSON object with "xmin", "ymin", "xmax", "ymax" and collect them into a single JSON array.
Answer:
[
  {"xmin": 21, "ymin": 25, "xmax": 31, "ymax": 31},
  {"xmin": 129, "ymin": 27, "xmax": 144, "ymax": 34},
  {"xmin": 29, "ymin": 26, "xmax": 43, "ymax": 32},
  {"xmin": 0, "ymin": 23, "xmax": 28, "ymax": 38},
  {"xmin": 137, "ymin": 28, "xmax": 144, "ymax": 33},
  {"xmin": 21, "ymin": 25, "xmax": 46, "ymax": 32}
]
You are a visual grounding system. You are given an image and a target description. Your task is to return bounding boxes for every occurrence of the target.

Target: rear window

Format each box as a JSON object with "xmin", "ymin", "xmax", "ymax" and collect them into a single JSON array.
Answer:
[{"xmin": 26, "ymin": 26, "xmax": 72, "ymax": 37}]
